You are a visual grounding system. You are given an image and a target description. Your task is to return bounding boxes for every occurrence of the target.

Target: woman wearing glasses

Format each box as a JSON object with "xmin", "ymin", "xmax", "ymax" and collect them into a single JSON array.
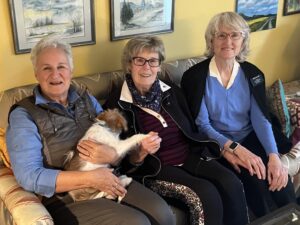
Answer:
[
  {"xmin": 105, "ymin": 35, "xmax": 248, "ymax": 225},
  {"xmin": 181, "ymin": 12, "xmax": 296, "ymax": 218}
]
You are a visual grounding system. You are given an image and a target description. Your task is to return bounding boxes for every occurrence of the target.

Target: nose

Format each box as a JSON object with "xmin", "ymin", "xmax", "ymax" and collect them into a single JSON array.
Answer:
[
  {"xmin": 50, "ymin": 68, "xmax": 60, "ymax": 77},
  {"xmin": 142, "ymin": 62, "xmax": 151, "ymax": 69}
]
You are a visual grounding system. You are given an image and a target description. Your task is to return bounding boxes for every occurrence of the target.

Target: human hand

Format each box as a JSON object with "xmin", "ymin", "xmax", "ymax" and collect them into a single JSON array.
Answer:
[
  {"xmin": 232, "ymin": 144, "xmax": 266, "ymax": 179},
  {"xmin": 129, "ymin": 131, "xmax": 161, "ymax": 164},
  {"xmin": 88, "ymin": 168, "xmax": 127, "ymax": 198},
  {"xmin": 77, "ymin": 139, "xmax": 118, "ymax": 165},
  {"xmin": 222, "ymin": 150, "xmax": 248, "ymax": 173},
  {"xmin": 268, "ymin": 153, "xmax": 288, "ymax": 191}
]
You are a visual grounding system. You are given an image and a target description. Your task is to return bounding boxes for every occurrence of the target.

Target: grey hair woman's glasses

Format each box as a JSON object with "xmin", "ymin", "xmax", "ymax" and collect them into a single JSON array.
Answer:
[
  {"xmin": 132, "ymin": 57, "xmax": 161, "ymax": 67},
  {"xmin": 214, "ymin": 31, "xmax": 245, "ymax": 41}
]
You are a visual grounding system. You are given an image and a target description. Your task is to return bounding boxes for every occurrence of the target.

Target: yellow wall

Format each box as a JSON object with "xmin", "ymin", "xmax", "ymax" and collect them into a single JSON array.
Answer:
[{"xmin": 1, "ymin": 0, "xmax": 300, "ymax": 92}]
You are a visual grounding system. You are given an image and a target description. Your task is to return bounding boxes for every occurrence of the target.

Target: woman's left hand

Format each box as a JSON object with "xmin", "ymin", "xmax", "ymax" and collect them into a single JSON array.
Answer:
[
  {"xmin": 267, "ymin": 153, "xmax": 289, "ymax": 191},
  {"xmin": 77, "ymin": 139, "xmax": 118, "ymax": 165}
]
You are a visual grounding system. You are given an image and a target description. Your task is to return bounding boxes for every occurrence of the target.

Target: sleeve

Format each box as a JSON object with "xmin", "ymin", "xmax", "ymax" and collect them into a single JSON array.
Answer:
[
  {"xmin": 195, "ymin": 98, "xmax": 229, "ymax": 148},
  {"xmin": 250, "ymin": 95, "xmax": 278, "ymax": 155},
  {"xmin": 88, "ymin": 94, "xmax": 103, "ymax": 114},
  {"xmin": 6, "ymin": 107, "xmax": 60, "ymax": 197}
]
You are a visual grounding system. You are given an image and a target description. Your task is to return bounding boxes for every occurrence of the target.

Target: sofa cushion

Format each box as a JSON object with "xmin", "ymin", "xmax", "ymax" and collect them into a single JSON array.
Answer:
[
  {"xmin": 162, "ymin": 56, "xmax": 207, "ymax": 86},
  {"xmin": 288, "ymin": 99, "xmax": 300, "ymax": 145},
  {"xmin": 269, "ymin": 80, "xmax": 292, "ymax": 137}
]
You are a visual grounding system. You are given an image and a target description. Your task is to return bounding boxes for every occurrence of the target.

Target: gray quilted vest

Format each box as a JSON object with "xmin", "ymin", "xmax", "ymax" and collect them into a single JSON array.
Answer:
[{"xmin": 11, "ymin": 85, "xmax": 97, "ymax": 169}]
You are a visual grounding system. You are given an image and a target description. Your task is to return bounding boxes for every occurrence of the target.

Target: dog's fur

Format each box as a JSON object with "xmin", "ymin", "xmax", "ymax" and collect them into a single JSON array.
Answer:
[{"xmin": 64, "ymin": 109, "xmax": 149, "ymax": 202}]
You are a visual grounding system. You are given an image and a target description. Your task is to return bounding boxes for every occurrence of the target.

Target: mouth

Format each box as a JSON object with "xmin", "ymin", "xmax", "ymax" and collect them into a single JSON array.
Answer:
[
  {"xmin": 49, "ymin": 81, "xmax": 63, "ymax": 86},
  {"xmin": 222, "ymin": 47, "xmax": 234, "ymax": 51},
  {"xmin": 139, "ymin": 73, "xmax": 152, "ymax": 78}
]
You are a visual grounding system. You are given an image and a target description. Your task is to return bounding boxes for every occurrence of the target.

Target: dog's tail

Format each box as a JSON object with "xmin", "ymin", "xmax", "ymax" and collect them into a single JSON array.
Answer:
[{"xmin": 63, "ymin": 151, "xmax": 75, "ymax": 169}]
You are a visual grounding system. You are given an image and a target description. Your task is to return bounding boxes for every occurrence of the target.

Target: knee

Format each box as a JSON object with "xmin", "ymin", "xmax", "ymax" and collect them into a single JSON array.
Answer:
[
  {"xmin": 221, "ymin": 172, "xmax": 244, "ymax": 192},
  {"xmin": 125, "ymin": 211, "xmax": 151, "ymax": 225},
  {"xmin": 148, "ymin": 201, "xmax": 176, "ymax": 225}
]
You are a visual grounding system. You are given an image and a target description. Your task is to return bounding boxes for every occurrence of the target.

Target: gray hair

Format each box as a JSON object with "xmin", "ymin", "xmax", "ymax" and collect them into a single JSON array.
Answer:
[
  {"xmin": 30, "ymin": 34, "xmax": 74, "ymax": 71},
  {"xmin": 122, "ymin": 35, "xmax": 165, "ymax": 73},
  {"xmin": 204, "ymin": 12, "xmax": 250, "ymax": 62}
]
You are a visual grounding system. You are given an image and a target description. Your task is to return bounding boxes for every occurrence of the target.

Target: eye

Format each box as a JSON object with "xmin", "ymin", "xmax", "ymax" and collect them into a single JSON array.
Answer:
[
  {"xmin": 217, "ymin": 33, "xmax": 227, "ymax": 39},
  {"xmin": 231, "ymin": 32, "xmax": 241, "ymax": 39},
  {"xmin": 136, "ymin": 58, "xmax": 145, "ymax": 63},
  {"xmin": 42, "ymin": 66, "xmax": 51, "ymax": 71}
]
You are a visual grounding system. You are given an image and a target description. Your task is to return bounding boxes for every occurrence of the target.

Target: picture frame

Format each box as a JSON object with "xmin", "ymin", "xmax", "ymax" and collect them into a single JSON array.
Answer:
[
  {"xmin": 236, "ymin": 0, "xmax": 278, "ymax": 32},
  {"xmin": 283, "ymin": 0, "xmax": 300, "ymax": 16},
  {"xmin": 110, "ymin": 0, "xmax": 174, "ymax": 41},
  {"xmin": 9, "ymin": 0, "xmax": 95, "ymax": 54}
]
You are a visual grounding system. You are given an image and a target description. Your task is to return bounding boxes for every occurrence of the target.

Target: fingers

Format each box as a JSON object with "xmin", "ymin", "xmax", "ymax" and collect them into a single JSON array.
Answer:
[
  {"xmin": 268, "ymin": 167, "xmax": 288, "ymax": 191},
  {"xmin": 107, "ymin": 180, "xmax": 127, "ymax": 198},
  {"xmin": 251, "ymin": 158, "xmax": 266, "ymax": 180},
  {"xmin": 141, "ymin": 132, "xmax": 161, "ymax": 154}
]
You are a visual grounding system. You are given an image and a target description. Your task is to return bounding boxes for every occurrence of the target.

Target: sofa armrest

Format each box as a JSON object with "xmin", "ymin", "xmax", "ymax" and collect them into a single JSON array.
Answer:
[{"xmin": 0, "ymin": 167, "xmax": 53, "ymax": 225}]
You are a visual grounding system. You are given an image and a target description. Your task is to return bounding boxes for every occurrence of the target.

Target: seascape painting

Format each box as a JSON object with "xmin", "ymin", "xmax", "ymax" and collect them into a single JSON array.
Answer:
[
  {"xmin": 111, "ymin": 0, "xmax": 174, "ymax": 40},
  {"xmin": 9, "ymin": 0, "xmax": 95, "ymax": 54},
  {"xmin": 236, "ymin": 0, "xmax": 279, "ymax": 32}
]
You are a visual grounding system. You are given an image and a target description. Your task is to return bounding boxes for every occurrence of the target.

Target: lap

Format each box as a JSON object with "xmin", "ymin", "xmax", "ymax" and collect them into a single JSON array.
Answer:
[{"xmin": 45, "ymin": 180, "xmax": 174, "ymax": 225}]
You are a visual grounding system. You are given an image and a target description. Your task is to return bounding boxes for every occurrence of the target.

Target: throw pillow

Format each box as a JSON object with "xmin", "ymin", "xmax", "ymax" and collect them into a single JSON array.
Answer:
[
  {"xmin": 269, "ymin": 80, "xmax": 292, "ymax": 137},
  {"xmin": 0, "ymin": 128, "xmax": 11, "ymax": 168},
  {"xmin": 288, "ymin": 99, "xmax": 300, "ymax": 145}
]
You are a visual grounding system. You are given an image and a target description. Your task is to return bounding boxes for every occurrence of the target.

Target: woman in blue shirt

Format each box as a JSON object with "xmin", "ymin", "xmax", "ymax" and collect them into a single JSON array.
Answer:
[{"xmin": 181, "ymin": 11, "xmax": 296, "ymax": 219}]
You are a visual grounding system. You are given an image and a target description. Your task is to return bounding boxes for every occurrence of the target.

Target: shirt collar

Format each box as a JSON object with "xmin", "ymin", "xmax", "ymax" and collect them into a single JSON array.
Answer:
[
  {"xmin": 33, "ymin": 85, "xmax": 80, "ymax": 106},
  {"xmin": 209, "ymin": 56, "xmax": 240, "ymax": 89},
  {"xmin": 120, "ymin": 80, "xmax": 171, "ymax": 103}
]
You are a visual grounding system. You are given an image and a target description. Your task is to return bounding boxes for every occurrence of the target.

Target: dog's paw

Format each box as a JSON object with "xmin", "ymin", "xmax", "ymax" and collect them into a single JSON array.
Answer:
[{"xmin": 119, "ymin": 175, "xmax": 133, "ymax": 187}]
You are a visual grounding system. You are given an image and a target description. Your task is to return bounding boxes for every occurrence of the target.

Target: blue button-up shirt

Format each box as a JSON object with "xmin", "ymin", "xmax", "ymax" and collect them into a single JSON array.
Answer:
[{"xmin": 6, "ymin": 86, "xmax": 102, "ymax": 197}]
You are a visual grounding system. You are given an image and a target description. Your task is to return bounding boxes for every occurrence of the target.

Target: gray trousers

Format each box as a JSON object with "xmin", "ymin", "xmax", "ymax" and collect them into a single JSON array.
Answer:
[{"xmin": 44, "ymin": 180, "xmax": 175, "ymax": 225}]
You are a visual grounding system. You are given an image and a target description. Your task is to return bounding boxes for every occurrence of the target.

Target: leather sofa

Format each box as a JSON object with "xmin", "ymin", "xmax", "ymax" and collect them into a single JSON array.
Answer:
[{"xmin": 0, "ymin": 56, "xmax": 206, "ymax": 225}]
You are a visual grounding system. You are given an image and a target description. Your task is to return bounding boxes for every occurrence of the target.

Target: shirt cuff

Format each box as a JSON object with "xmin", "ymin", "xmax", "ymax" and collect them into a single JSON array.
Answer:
[{"xmin": 36, "ymin": 169, "xmax": 60, "ymax": 198}]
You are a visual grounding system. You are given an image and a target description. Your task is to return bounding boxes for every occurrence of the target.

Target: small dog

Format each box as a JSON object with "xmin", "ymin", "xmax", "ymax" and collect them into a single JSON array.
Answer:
[{"xmin": 64, "ymin": 109, "xmax": 149, "ymax": 202}]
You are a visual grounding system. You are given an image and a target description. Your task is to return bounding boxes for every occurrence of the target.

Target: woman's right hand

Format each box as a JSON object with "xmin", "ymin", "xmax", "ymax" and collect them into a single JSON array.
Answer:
[
  {"xmin": 88, "ymin": 168, "xmax": 127, "ymax": 198},
  {"xmin": 129, "ymin": 131, "xmax": 161, "ymax": 164}
]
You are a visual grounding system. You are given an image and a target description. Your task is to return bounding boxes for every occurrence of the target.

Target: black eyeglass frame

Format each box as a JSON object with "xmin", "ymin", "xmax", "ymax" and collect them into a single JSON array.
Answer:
[{"xmin": 131, "ymin": 57, "xmax": 161, "ymax": 67}]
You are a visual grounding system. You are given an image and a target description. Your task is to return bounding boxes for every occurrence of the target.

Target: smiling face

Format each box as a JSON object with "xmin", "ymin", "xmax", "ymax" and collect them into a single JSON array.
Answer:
[
  {"xmin": 212, "ymin": 26, "xmax": 244, "ymax": 62},
  {"xmin": 35, "ymin": 47, "xmax": 72, "ymax": 104},
  {"xmin": 129, "ymin": 50, "xmax": 160, "ymax": 95}
]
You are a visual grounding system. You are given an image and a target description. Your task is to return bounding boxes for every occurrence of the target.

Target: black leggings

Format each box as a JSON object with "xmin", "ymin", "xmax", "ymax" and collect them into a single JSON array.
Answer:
[
  {"xmin": 155, "ymin": 156, "xmax": 249, "ymax": 225},
  {"xmin": 220, "ymin": 131, "xmax": 297, "ymax": 218}
]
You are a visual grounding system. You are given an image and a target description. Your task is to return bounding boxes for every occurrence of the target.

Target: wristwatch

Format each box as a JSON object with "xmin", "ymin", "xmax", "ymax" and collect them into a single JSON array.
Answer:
[{"xmin": 228, "ymin": 141, "xmax": 239, "ymax": 154}]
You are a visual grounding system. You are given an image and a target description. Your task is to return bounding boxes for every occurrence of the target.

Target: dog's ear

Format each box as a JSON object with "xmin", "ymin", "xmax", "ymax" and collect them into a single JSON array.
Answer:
[
  {"xmin": 98, "ymin": 109, "xmax": 128, "ymax": 133},
  {"xmin": 111, "ymin": 109, "xmax": 128, "ymax": 132}
]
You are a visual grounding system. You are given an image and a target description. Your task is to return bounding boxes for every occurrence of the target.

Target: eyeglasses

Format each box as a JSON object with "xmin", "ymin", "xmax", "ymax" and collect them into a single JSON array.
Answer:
[
  {"xmin": 214, "ymin": 31, "xmax": 245, "ymax": 41},
  {"xmin": 131, "ymin": 57, "xmax": 161, "ymax": 67}
]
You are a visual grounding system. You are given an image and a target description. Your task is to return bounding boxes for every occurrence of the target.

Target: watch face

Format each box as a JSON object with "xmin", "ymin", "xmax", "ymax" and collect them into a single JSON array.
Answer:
[{"xmin": 229, "ymin": 142, "xmax": 238, "ymax": 150}]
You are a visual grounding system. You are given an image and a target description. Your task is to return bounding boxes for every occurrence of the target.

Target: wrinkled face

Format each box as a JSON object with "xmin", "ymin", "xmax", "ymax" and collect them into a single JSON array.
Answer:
[
  {"xmin": 35, "ymin": 47, "xmax": 72, "ymax": 103},
  {"xmin": 212, "ymin": 27, "xmax": 244, "ymax": 61},
  {"xmin": 129, "ymin": 50, "xmax": 160, "ymax": 95}
]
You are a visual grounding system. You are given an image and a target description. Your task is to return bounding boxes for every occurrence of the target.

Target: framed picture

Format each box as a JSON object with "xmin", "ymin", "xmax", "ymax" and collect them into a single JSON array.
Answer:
[
  {"xmin": 236, "ymin": 0, "xmax": 278, "ymax": 32},
  {"xmin": 283, "ymin": 0, "xmax": 300, "ymax": 16},
  {"xmin": 110, "ymin": 0, "xmax": 174, "ymax": 41},
  {"xmin": 9, "ymin": 0, "xmax": 95, "ymax": 54}
]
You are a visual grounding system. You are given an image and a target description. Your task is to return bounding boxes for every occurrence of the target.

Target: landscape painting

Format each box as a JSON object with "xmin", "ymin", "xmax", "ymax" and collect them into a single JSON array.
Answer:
[
  {"xmin": 236, "ymin": 0, "xmax": 278, "ymax": 32},
  {"xmin": 284, "ymin": 0, "xmax": 300, "ymax": 15},
  {"xmin": 110, "ymin": 0, "xmax": 174, "ymax": 40},
  {"xmin": 9, "ymin": 0, "xmax": 95, "ymax": 54}
]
